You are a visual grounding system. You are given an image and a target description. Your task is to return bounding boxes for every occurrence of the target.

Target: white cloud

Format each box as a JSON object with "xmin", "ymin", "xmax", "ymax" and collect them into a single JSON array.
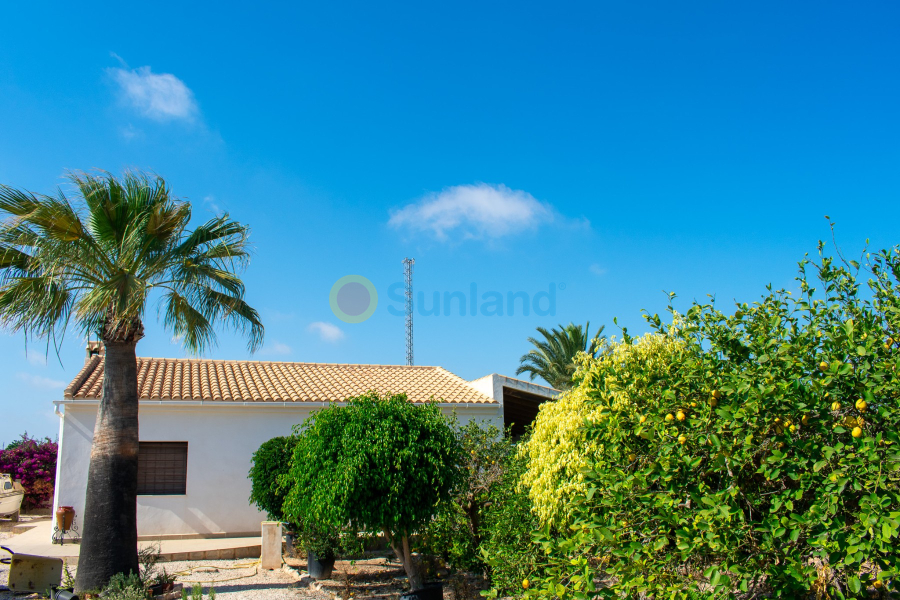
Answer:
[
  {"xmin": 260, "ymin": 341, "xmax": 292, "ymax": 356},
  {"xmin": 25, "ymin": 351, "xmax": 48, "ymax": 367},
  {"xmin": 203, "ymin": 195, "xmax": 223, "ymax": 216},
  {"xmin": 120, "ymin": 123, "xmax": 143, "ymax": 140},
  {"xmin": 389, "ymin": 183, "xmax": 561, "ymax": 241},
  {"xmin": 589, "ymin": 264, "xmax": 607, "ymax": 276},
  {"xmin": 17, "ymin": 372, "xmax": 66, "ymax": 390},
  {"xmin": 308, "ymin": 322, "xmax": 345, "ymax": 343},
  {"xmin": 109, "ymin": 65, "xmax": 199, "ymax": 122}
]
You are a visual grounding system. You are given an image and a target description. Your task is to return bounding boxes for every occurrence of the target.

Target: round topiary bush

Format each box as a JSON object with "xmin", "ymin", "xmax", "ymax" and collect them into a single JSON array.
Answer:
[
  {"xmin": 248, "ymin": 434, "xmax": 297, "ymax": 521},
  {"xmin": 282, "ymin": 392, "xmax": 462, "ymax": 591}
]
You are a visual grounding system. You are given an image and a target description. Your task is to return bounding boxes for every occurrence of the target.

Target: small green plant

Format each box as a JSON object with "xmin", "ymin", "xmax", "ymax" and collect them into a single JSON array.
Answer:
[
  {"xmin": 208, "ymin": 587, "xmax": 216, "ymax": 600},
  {"xmin": 102, "ymin": 572, "xmax": 146, "ymax": 600},
  {"xmin": 61, "ymin": 560, "xmax": 76, "ymax": 589},
  {"xmin": 138, "ymin": 541, "xmax": 163, "ymax": 586},
  {"xmin": 191, "ymin": 582, "xmax": 203, "ymax": 600},
  {"xmin": 154, "ymin": 566, "xmax": 176, "ymax": 586}
]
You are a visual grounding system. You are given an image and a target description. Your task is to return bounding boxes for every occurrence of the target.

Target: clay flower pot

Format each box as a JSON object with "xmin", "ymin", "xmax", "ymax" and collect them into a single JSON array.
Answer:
[{"xmin": 56, "ymin": 506, "xmax": 75, "ymax": 531}]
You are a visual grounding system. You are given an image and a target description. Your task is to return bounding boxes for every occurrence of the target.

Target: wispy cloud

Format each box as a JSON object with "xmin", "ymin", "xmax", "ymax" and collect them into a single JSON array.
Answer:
[
  {"xmin": 120, "ymin": 123, "xmax": 143, "ymax": 140},
  {"xmin": 389, "ymin": 183, "xmax": 581, "ymax": 241},
  {"xmin": 308, "ymin": 322, "xmax": 346, "ymax": 343},
  {"xmin": 17, "ymin": 372, "xmax": 66, "ymax": 390},
  {"xmin": 264, "ymin": 309, "xmax": 297, "ymax": 324},
  {"xmin": 203, "ymin": 195, "xmax": 223, "ymax": 216},
  {"xmin": 25, "ymin": 351, "xmax": 48, "ymax": 367},
  {"xmin": 260, "ymin": 341, "xmax": 292, "ymax": 356},
  {"xmin": 589, "ymin": 264, "xmax": 607, "ymax": 276},
  {"xmin": 109, "ymin": 64, "xmax": 199, "ymax": 122}
]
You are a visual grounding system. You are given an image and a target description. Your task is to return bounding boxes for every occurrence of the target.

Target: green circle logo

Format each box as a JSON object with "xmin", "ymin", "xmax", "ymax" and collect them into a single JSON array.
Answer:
[{"xmin": 329, "ymin": 275, "xmax": 378, "ymax": 323}]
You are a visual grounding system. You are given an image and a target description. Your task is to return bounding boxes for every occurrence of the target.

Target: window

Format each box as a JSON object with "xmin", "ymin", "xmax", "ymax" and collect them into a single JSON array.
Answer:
[{"xmin": 137, "ymin": 442, "xmax": 188, "ymax": 495}]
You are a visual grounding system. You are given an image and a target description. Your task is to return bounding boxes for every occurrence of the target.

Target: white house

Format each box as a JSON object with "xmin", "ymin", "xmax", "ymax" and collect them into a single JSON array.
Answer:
[{"xmin": 52, "ymin": 345, "xmax": 557, "ymax": 540}]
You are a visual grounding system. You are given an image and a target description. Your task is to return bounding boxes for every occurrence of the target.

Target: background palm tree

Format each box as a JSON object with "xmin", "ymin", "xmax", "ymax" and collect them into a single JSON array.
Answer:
[
  {"xmin": 516, "ymin": 322, "xmax": 605, "ymax": 390},
  {"xmin": 0, "ymin": 171, "xmax": 263, "ymax": 592}
]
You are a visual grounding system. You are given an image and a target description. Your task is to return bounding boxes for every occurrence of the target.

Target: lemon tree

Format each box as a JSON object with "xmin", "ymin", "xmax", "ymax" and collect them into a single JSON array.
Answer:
[{"xmin": 525, "ymin": 244, "xmax": 900, "ymax": 599}]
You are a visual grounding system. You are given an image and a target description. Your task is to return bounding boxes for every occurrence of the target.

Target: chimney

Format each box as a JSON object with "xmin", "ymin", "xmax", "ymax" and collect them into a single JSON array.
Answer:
[{"xmin": 86, "ymin": 341, "xmax": 104, "ymax": 365}]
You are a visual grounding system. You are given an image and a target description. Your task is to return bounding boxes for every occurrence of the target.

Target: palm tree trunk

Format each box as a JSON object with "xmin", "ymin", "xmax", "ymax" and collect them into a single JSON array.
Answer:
[{"xmin": 74, "ymin": 338, "xmax": 141, "ymax": 592}]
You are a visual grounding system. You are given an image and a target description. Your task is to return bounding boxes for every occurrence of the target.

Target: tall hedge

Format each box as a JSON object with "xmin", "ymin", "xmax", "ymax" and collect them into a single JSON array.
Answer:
[{"xmin": 524, "ymin": 246, "xmax": 900, "ymax": 598}]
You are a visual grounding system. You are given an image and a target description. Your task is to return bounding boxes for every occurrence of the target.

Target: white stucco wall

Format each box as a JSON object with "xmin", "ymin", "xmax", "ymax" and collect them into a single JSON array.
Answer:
[{"xmin": 53, "ymin": 401, "xmax": 502, "ymax": 539}]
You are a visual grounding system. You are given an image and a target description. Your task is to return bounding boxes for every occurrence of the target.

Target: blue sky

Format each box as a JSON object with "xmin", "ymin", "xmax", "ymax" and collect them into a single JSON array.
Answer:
[{"xmin": 1, "ymin": 1, "xmax": 899, "ymax": 444}]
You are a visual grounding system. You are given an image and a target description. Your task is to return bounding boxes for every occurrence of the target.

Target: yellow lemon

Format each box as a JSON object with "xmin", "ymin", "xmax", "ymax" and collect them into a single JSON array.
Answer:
[
  {"xmin": 691, "ymin": 401, "xmax": 697, "ymax": 408},
  {"xmin": 712, "ymin": 390, "xmax": 723, "ymax": 400},
  {"xmin": 844, "ymin": 416, "xmax": 857, "ymax": 427},
  {"xmin": 874, "ymin": 580, "xmax": 883, "ymax": 589},
  {"xmin": 831, "ymin": 401, "xmax": 841, "ymax": 412},
  {"xmin": 789, "ymin": 425, "xmax": 796, "ymax": 433},
  {"xmin": 639, "ymin": 415, "xmax": 647, "ymax": 424},
  {"xmin": 852, "ymin": 426, "xmax": 862, "ymax": 438},
  {"xmin": 775, "ymin": 417, "xmax": 781, "ymax": 423},
  {"xmin": 857, "ymin": 416, "xmax": 865, "ymax": 427},
  {"xmin": 628, "ymin": 453, "xmax": 637, "ymax": 462},
  {"xmin": 855, "ymin": 398, "xmax": 867, "ymax": 412},
  {"xmin": 801, "ymin": 415, "xmax": 810, "ymax": 426},
  {"xmin": 710, "ymin": 397, "xmax": 718, "ymax": 408},
  {"xmin": 678, "ymin": 435, "xmax": 687, "ymax": 445},
  {"xmin": 819, "ymin": 361, "xmax": 829, "ymax": 372},
  {"xmin": 522, "ymin": 579, "xmax": 530, "ymax": 590},
  {"xmin": 665, "ymin": 413, "xmax": 675, "ymax": 422},
  {"xmin": 676, "ymin": 410, "xmax": 686, "ymax": 422}
]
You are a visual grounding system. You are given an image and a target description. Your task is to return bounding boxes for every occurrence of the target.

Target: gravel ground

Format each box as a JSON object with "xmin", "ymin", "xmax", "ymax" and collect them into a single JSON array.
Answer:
[
  {"xmin": 162, "ymin": 559, "xmax": 330, "ymax": 600},
  {"xmin": 0, "ymin": 521, "xmax": 331, "ymax": 600}
]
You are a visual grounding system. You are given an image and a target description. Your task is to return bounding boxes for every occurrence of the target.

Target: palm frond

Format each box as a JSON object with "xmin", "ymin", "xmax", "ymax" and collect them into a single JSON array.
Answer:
[
  {"xmin": 517, "ymin": 321, "xmax": 607, "ymax": 390},
  {"xmin": 0, "ymin": 170, "xmax": 264, "ymax": 354}
]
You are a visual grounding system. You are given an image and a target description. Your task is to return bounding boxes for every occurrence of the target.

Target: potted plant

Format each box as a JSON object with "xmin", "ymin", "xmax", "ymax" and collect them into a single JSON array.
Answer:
[
  {"xmin": 298, "ymin": 520, "xmax": 341, "ymax": 580},
  {"xmin": 147, "ymin": 568, "xmax": 182, "ymax": 598}
]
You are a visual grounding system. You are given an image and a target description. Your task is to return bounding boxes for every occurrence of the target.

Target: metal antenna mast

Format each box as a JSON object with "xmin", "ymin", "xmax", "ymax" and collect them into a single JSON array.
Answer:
[{"xmin": 402, "ymin": 258, "xmax": 415, "ymax": 366}]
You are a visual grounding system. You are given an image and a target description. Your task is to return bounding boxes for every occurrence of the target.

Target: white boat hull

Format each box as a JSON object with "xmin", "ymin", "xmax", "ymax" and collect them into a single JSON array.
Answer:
[{"xmin": 0, "ymin": 490, "xmax": 24, "ymax": 516}]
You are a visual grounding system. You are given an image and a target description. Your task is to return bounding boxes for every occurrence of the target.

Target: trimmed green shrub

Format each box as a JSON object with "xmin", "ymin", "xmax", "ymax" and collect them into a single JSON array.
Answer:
[
  {"xmin": 248, "ymin": 434, "xmax": 297, "ymax": 521},
  {"xmin": 282, "ymin": 392, "xmax": 462, "ymax": 590},
  {"xmin": 526, "ymin": 244, "xmax": 900, "ymax": 598}
]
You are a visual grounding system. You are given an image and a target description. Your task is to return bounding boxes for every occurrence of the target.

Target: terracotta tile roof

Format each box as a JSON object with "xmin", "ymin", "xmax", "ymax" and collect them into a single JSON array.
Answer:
[{"xmin": 64, "ymin": 356, "xmax": 497, "ymax": 404}]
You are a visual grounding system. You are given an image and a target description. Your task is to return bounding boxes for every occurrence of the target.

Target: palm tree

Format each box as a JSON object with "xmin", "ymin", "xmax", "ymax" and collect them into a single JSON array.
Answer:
[
  {"xmin": 0, "ymin": 171, "xmax": 263, "ymax": 592},
  {"xmin": 516, "ymin": 322, "xmax": 604, "ymax": 390}
]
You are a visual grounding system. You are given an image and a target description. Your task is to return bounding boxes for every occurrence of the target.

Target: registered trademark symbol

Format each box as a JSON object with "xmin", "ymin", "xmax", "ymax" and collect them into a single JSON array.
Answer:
[{"xmin": 559, "ymin": 282, "xmax": 567, "ymax": 290}]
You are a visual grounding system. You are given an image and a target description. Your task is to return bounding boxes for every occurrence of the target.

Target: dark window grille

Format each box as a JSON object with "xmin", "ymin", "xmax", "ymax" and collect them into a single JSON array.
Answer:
[{"xmin": 137, "ymin": 442, "xmax": 188, "ymax": 495}]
